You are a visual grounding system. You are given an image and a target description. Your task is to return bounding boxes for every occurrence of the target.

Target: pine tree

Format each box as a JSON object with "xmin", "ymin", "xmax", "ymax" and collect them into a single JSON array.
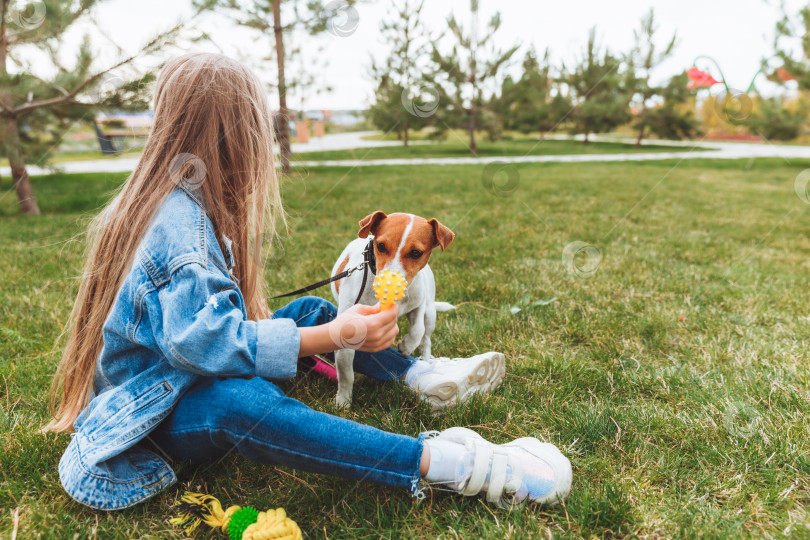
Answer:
[
  {"xmin": 429, "ymin": 0, "xmax": 518, "ymax": 154},
  {"xmin": 644, "ymin": 73, "xmax": 699, "ymax": 140},
  {"xmin": 200, "ymin": 0, "xmax": 358, "ymax": 173},
  {"xmin": 0, "ymin": 0, "xmax": 181, "ymax": 214},
  {"xmin": 627, "ymin": 8, "xmax": 678, "ymax": 146},
  {"xmin": 767, "ymin": 4, "xmax": 810, "ymax": 136},
  {"xmin": 744, "ymin": 96, "xmax": 806, "ymax": 140},
  {"xmin": 568, "ymin": 28, "xmax": 630, "ymax": 143},
  {"xmin": 774, "ymin": 4, "xmax": 810, "ymax": 91},
  {"xmin": 368, "ymin": 0, "xmax": 433, "ymax": 146},
  {"xmin": 494, "ymin": 48, "xmax": 571, "ymax": 139}
]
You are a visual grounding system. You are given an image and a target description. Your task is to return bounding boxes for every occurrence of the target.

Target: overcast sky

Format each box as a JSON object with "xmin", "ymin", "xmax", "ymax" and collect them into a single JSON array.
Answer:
[{"xmin": 61, "ymin": 0, "xmax": 809, "ymax": 110}]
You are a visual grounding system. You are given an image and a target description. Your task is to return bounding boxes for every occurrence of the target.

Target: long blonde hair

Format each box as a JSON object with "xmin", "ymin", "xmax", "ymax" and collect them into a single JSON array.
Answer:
[{"xmin": 46, "ymin": 53, "xmax": 283, "ymax": 432}]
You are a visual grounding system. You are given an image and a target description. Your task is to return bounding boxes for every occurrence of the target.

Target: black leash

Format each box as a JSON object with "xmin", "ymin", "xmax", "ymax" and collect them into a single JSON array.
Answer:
[{"xmin": 270, "ymin": 238, "xmax": 377, "ymax": 305}]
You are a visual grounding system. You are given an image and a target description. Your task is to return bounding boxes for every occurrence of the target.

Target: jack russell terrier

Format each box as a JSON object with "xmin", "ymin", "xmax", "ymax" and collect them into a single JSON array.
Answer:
[{"xmin": 330, "ymin": 211, "xmax": 458, "ymax": 407}]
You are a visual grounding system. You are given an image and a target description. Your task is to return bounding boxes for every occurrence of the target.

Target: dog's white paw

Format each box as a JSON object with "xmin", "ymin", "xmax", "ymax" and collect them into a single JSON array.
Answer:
[
  {"xmin": 336, "ymin": 393, "xmax": 352, "ymax": 408},
  {"xmin": 398, "ymin": 341, "xmax": 418, "ymax": 357}
]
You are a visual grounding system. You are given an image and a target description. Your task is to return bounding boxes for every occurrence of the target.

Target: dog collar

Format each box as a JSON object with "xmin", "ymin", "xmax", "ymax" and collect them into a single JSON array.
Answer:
[{"xmin": 362, "ymin": 237, "xmax": 377, "ymax": 275}]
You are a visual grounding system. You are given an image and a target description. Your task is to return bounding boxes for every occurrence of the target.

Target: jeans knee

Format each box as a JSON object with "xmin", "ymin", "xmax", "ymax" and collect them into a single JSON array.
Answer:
[
  {"xmin": 205, "ymin": 378, "xmax": 286, "ymax": 428},
  {"xmin": 302, "ymin": 296, "xmax": 336, "ymax": 322},
  {"xmin": 272, "ymin": 296, "xmax": 337, "ymax": 328},
  {"xmin": 318, "ymin": 297, "xmax": 337, "ymax": 320}
]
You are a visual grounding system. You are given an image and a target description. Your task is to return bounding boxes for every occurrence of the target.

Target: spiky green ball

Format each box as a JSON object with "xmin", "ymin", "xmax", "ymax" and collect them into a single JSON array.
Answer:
[{"xmin": 227, "ymin": 506, "xmax": 259, "ymax": 540}]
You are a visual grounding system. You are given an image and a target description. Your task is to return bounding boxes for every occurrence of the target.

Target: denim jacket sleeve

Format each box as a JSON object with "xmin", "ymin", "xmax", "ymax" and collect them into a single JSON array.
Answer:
[{"xmin": 148, "ymin": 261, "xmax": 300, "ymax": 379}]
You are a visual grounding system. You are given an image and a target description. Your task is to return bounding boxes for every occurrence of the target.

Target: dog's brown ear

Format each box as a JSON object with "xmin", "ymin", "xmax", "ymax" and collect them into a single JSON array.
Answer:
[
  {"xmin": 358, "ymin": 211, "xmax": 387, "ymax": 238},
  {"xmin": 428, "ymin": 218, "xmax": 455, "ymax": 251}
]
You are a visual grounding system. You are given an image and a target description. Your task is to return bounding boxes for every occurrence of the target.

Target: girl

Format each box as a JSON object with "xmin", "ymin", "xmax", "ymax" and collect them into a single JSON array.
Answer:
[{"xmin": 46, "ymin": 53, "xmax": 572, "ymax": 512}]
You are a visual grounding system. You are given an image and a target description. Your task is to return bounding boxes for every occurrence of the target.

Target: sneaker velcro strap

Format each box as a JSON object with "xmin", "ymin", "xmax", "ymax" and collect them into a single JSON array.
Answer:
[
  {"xmin": 486, "ymin": 451, "xmax": 509, "ymax": 503},
  {"xmin": 505, "ymin": 453, "xmax": 523, "ymax": 494},
  {"xmin": 462, "ymin": 443, "xmax": 493, "ymax": 496}
]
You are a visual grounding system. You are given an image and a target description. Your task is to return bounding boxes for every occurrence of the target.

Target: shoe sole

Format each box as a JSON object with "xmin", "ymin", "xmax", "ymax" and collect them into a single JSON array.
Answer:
[{"xmin": 421, "ymin": 353, "xmax": 506, "ymax": 411}]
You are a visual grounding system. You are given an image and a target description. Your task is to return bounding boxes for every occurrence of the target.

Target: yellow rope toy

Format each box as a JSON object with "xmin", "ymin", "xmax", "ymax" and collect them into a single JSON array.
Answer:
[{"xmin": 170, "ymin": 492, "xmax": 302, "ymax": 540}]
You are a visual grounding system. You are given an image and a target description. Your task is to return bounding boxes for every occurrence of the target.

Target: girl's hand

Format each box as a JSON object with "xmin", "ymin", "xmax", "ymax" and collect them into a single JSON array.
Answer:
[{"xmin": 330, "ymin": 302, "xmax": 399, "ymax": 352}]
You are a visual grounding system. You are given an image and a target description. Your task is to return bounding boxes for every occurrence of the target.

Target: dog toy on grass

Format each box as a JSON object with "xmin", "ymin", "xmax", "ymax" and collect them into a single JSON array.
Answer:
[
  {"xmin": 373, "ymin": 269, "xmax": 407, "ymax": 311},
  {"xmin": 170, "ymin": 491, "xmax": 302, "ymax": 540}
]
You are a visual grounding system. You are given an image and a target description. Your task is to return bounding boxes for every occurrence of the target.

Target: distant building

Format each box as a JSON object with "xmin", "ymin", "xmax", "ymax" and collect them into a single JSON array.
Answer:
[
  {"xmin": 95, "ymin": 111, "xmax": 153, "ymax": 135},
  {"xmin": 92, "ymin": 111, "xmax": 153, "ymax": 154},
  {"xmin": 329, "ymin": 110, "xmax": 364, "ymax": 127}
]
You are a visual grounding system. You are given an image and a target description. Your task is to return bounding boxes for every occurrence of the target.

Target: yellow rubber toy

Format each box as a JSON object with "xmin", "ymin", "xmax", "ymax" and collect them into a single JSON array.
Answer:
[{"xmin": 372, "ymin": 269, "xmax": 407, "ymax": 311}]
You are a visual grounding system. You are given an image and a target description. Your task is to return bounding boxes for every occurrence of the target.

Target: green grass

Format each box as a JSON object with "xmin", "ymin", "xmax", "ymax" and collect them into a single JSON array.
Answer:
[
  {"xmin": 44, "ymin": 147, "xmax": 144, "ymax": 164},
  {"xmin": 2, "ymin": 158, "xmax": 810, "ymax": 538},
  {"xmin": 293, "ymin": 138, "xmax": 705, "ymax": 161},
  {"xmin": 0, "ymin": 146, "xmax": 143, "ymax": 168}
]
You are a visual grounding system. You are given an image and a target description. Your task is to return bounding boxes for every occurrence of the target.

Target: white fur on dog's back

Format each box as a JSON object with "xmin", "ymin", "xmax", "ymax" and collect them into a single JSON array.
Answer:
[{"xmin": 434, "ymin": 302, "xmax": 456, "ymax": 312}]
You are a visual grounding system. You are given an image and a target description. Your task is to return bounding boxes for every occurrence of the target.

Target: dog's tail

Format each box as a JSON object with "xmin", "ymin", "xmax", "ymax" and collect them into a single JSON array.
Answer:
[{"xmin": 434, "ymin": 301, "xmax": 456, "ymax": 312}]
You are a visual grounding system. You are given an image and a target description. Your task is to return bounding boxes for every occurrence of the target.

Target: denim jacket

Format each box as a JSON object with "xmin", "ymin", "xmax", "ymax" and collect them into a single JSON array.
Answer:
[{"xmin": 58, "ymin": 186, "xmax": 301, "ymax": 510}]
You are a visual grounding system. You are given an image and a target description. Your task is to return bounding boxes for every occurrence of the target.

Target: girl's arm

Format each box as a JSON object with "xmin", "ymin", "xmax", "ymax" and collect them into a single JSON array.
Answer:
[
  {"xmin": 152, "ymin": 262, "xmax": 301, "ymax": 380},
  {"xmin": 152, "ymin": 262, "xmax": 400, "ymax": 380},
  {"xmin": 298, "ymin": 303, "xmax": 400, "ymax": 356}
]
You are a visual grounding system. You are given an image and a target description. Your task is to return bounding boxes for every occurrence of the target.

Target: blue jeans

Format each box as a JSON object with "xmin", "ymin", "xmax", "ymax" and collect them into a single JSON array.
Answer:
[{"xmin": 149, "ymin": 296, "xmax": 425, "ymax": 495}]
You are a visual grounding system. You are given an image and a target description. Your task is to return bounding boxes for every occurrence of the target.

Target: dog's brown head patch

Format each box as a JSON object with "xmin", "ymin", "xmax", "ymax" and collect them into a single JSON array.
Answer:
[{"xmin": 358, "ymin": 211, "xmax": 455, "ymax": 283}]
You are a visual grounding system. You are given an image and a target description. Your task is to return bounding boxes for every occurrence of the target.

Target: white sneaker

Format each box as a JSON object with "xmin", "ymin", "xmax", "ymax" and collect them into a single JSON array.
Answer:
[
  {"xmin": 405, "ymin": 352, "xmax": 506, "ymax": 411},
  {"xmin": 426, "ymin": 427, "xmax": 572, "ymax": 508}
]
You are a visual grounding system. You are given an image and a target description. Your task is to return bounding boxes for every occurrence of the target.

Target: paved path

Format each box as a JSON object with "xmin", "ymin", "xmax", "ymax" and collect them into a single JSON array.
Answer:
[
  {"xmin": 0, "ymin": 131, "xmax": 408, "ymax": 176},
  {"xmin": 296, "ymin": 135, "xmax": 810, "ymax": 167},
  {"xmin": 4, "ymin": 132, "xmax": 810, "ymax": 176},
  {"xmin": 289, "ymin": 130, "xmax": 412, "ymax": 152}
]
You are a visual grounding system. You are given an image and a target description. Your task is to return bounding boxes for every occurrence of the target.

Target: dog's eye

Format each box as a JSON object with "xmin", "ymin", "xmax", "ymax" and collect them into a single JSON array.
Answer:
[
  {"xmin": 376, "ymin": 242, "xmax": 387, "ymax": 253},
  {"xmin": 409, "ymin": 249, "xmax": 423, "ymax": 259}
]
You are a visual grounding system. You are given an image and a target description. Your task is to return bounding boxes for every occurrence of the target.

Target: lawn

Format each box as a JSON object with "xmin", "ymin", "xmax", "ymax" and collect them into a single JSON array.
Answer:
[
  {"xmin": 292, "ymin": 138, "xmax": 705, "ymax": 162},
  {"xmin": 0, "ymin": 138, "xmax": 701, "ymax": 169},
  {"xmin": 0, "ymin": 144, "xmax": 143, "ymax": 168},
  {"xmin": 1, "ymin": 158, "xmax": 809, "ymax": 538}
]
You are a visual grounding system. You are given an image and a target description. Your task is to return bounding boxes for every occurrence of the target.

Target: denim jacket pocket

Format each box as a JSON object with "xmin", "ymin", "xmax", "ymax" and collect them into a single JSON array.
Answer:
[
  {"xmin": 88, "ymin": 381, "xmax": 172, "ymax": 443},
  {"xmin": 75, "ymin": 369, "xmax": 193, "ymax": 468}
]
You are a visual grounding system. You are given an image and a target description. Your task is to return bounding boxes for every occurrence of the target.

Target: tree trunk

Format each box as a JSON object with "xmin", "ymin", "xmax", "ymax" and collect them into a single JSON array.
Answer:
[
  {"xmin": 0, "ymin": 0, "xmax": 38, "ymax": 214},
  {"xmin": 272, "ymin": 0, "xmax": 292, "ymax": 174},
  {"xmin": 468, "ymin": 0, "xmax": 478, "ymax": 155},
  {"xmin": 583, "ymin": 131, "xmax": 590, "ymax": 144},
  {"xmin": 468, "ymin": 105, "xmax": 477, "ymax": 154},
  {"xmin": 636, "ymin": 105, "xmax": 647, "ymax": 147},
  {"xmin": 403, "ymin": 119, "xmax": 409, "ymax": 147},
  {"xmin": 1, "ymin": 115, "xmax": 40, "ymax": 215}
]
